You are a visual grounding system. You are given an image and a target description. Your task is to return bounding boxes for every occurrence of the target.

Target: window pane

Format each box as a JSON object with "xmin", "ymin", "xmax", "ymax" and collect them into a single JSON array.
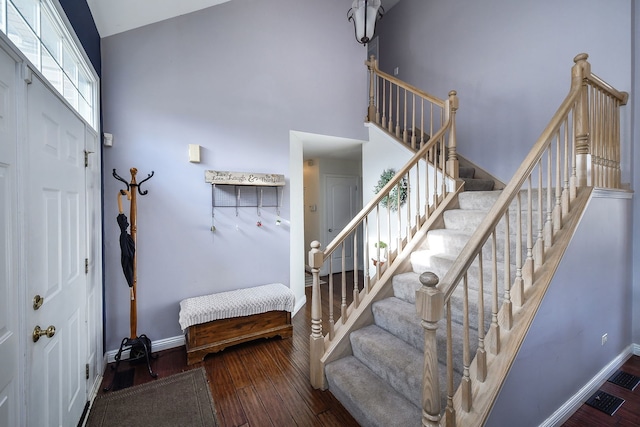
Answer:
[
  {"xmin": 41, "ymin": 48, "xmax": 62, "ymax": 93},
  {"xmin": 63, "ymin": 74, "xmax": 77, "ymax": 108},
  {"xmin": 78, "ymin": 67, "xmax": 91, "ymax": 104},
  {"xmin": 0, "ymin": 0, "xmax": 6, "ymax": 33},
  {"xmin": 62, "ymin": 41, "xmax": 77, "ymax": 84},
  {"xmin": 41, "ymin": 7, "xmax": 61, "ymax": 63},
  {"xmin": 7, "ymin": 3, "xmax": 39, "ymax": 68},
  {"xmin": 9, "ymin": 0, "xmax": 38, "ymax": 33}
]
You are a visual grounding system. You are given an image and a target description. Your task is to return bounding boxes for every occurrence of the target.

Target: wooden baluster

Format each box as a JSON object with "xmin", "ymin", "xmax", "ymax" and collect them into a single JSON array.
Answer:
[
  {"xmin": 476, "ymin": 251, "xmax": 487, "ymax": 381},
  {"xmin": 415, "ymin": 272, "xmax": 444, "ymax": 427},
  {"xmin": 388, "ymin": 83, "xmax": 394, "ymax": 133},
  {"xmin": 328, "ymin": 258, "xmax": 334, "ymax": 340},
  {"xmin": 535, "ymin": 160, "xmax": 544, "ymax": 266},
  {"xmin": 395, "ymin": 88, "xmax": 401, "ymax": 138},
  {"xmin": 446, "ymin": 91, "xmax": 459, "ymax": 179},
  {"xmin": 403, "ymin": 89, "xmax": 408, "ymax": 142},
  {"xmin": 501, "ymin": 211, "xmax": 513, "ymax": 331},
  {"xmin": 544, "ymin": 148, "xmax": 553, "ymax": 249},
  {"xmin": 523, "ymin": 177, "xmax": 534, "ymax": 288},
  {"xmin": 353, "ymin": 232, "xmax": 359, "ymax": 309},
  {"xmin": 572, "ymin": 53, "xmax": 590, "ymax": 188},
  {"xmin": 461, "ymin": 274, "xmax": 471, "ymax": 411},
  {"xmin": 367, "ymin": 55, "xmax": 376, "ymax": 123},
  {"xmin": 489, "ymin": 231, "xmax": 500, "ymax": 354},
  {"xmin": 309, "ymin": 240, "xmax": 325, "ymax": 389},
  {"xmin": 570, "ymin": 102, "xmax": 577, "ymax": 201},
  {"xmin": 411, "ymin": 94, "xmax": 416, "ymax": 149},
  {"xmin": 513, "ymin": 193, "xmax": 524, "ymax": 307},
  {"xmin": 382, "ymin": 79, "xmax": 387, "ymax": 129},
  {"xmin": 364, "ymin": 216, "xmax": 371, "ymax": 292},
  {"xmin": 406, "ymin": 171, "xmax": 412, "ymax": 240},
  {"xmin": 554, "ymin": 132, "xmax": 562, "ymax": 234},
  {"xmin": 562, "ymin": 118, "xmax": 570, "ymax": 217},
  {"xmin": 341, "ymin": 242, "xmax": 347, "ymax": 321}
]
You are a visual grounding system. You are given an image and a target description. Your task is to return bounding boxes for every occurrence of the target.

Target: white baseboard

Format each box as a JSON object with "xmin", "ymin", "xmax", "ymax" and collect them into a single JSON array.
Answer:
[
  {"xmin": 105, "ymin": 334, "xmax": 186, "ymax": 363},
  {"xmin": 539, "ymin": 344, "xmax": 634, "ymax": 427},
  {"xmin": 293, "ymin": 294, "xmax": 306, "ymax": 316}
]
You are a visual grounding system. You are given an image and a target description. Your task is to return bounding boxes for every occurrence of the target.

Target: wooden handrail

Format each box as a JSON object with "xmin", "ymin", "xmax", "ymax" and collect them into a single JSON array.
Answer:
[
  {"xmin": 366, "ymin": 56, "xmax": 445, "ymax": 109},
  {"xmin": 421, "ymin": 53, "xmax": 629, "ymax": 426},
  {"xmin": 309, "ymin": 57, "xmax": 460, "ymax": 389}
]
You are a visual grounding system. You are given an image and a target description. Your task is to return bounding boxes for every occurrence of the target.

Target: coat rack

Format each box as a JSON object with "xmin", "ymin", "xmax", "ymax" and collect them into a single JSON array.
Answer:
[{"xmin": 106, "ymin": 167, "xmax": 156, "ymax": 391}]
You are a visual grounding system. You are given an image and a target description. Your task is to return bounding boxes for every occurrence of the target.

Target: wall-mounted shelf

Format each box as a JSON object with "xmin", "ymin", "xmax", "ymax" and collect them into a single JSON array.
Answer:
[{"xmin": 205, "ymin": 170, "xmax": 285, "ymax": 209}]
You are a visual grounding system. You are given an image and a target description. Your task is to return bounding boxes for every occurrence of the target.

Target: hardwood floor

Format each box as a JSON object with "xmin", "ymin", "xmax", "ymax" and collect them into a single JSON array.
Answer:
[
  {"xmin": 96, "ymin": 273, "xmax": 640, "ymax": 427},
  {"xmin": 563, "ymin": 355, "xmax": 640, "ymax": 427},
  {"xmin": 97, "ymin": 283, "xmax": 360, "ymax": 427}
]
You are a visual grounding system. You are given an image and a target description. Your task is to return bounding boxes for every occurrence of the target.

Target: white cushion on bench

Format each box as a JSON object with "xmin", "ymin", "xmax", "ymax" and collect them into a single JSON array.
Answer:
[{"xmin": 179, "ymin": 283, "xmax": 295, "ymax": 330}]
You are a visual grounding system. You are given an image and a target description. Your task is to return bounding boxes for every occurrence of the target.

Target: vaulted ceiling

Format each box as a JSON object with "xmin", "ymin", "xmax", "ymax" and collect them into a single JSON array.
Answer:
[{"xmin": 87, "ymin": 0, "xmax": 399, "ymax": 38}]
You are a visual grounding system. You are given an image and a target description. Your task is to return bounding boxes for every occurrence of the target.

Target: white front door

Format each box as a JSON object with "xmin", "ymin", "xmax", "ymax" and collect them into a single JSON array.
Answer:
[
  {"xmin": 26, "ymin": 74, "xmax": 88, "ymax": 427},
  {"xmin": 325, "ymin": 175, "xmax": 360, "ymax": 274},
  {"xmin": 0, "ymin": 45, "xmax": 20, "ymax": 427}
]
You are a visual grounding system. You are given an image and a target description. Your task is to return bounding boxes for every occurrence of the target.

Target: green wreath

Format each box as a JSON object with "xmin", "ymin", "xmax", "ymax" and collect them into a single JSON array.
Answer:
[{"xmin": 374, "ymin": 168, "xmax": 408, "ymax": 211}]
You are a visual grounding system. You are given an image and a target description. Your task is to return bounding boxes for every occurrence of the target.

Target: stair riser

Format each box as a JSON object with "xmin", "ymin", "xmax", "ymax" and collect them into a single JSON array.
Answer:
[
  {"xmin": 458, "ymin": 189, "xmax": 558, "ymax": 211},
  {"xmin": 444, "ymin": 209, "xmax": 542, "ymax": 235},
  {"xmin": 425, "ymin": 231, "xmax": 527, "ymax": 265}
]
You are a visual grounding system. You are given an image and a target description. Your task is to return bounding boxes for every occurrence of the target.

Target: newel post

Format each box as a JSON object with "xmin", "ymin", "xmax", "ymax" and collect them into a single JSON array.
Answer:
[
  {"xmin": 572, "ymin": 53, "xmax": 591, "ymax": 190},
  {"xmin": 445, "ymin": 91, "xmax": 459, "ymax": 180},
  {"xmin": 366, "ymin": 55, "xmax": 377, "ymax": 123},
  {"xmin": 416, "ymin": 272, "xmax": 445, "ymax": 427},
  {"xmin": 309, "ymin": 241, "xmax": 325, "ymax": 389}
]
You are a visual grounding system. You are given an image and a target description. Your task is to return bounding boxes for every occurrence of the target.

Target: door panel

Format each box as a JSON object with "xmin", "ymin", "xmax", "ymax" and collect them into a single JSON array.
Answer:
[
  {"xmin": 27, "ymin": 75, "xmax": 87, "ymax": 427},
  {"xmin": 325, "ymin": 175, "xmax": 359, "ymax": 273},
  {"xmin": 0, "ymin": 46, "xmax": 18, "ymax": 427}
]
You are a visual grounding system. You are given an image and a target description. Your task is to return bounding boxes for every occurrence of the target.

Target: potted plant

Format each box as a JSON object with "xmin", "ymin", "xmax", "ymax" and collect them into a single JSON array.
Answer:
[{"xmin": 372, "ymin": 241, "xmax": 388, "ymax": 266}]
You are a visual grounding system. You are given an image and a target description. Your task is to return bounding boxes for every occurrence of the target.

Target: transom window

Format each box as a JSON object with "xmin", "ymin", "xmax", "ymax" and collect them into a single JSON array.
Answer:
[{"xmin": 0, "ymin": 0, "xmax": 97, "ymax": 129}]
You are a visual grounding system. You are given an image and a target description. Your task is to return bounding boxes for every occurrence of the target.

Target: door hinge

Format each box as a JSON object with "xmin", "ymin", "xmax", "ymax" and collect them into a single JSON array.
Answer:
[
  {"xmin": 85, "ymin": 258, "xmax": 89, "ymax": 274},
  {"xmin": 84, "ymin": 150, "xmax": 94, "ymax": 168},
  {"xmin": 86, "ymin": 364, "xmax": 90, "ymax": 380}
]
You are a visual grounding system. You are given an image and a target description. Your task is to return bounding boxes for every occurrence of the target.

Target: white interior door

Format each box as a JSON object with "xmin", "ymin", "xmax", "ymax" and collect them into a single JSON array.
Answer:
[
  {"xmin": 26, "ymin": 74, "xmax": 88, "ymax": 427},
  {"xmin": 324, "ymin": 175, "xmax": 360, "ymax": 274},
  {"xmin": 0, "ymin": 45, "xmax": 20, "ymax": 427}
]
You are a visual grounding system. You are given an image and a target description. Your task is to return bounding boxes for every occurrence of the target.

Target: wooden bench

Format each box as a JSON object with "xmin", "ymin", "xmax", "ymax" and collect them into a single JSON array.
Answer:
[{"xmin": 179, "ymin": 283, "xmax": 295, "ymax": 365}]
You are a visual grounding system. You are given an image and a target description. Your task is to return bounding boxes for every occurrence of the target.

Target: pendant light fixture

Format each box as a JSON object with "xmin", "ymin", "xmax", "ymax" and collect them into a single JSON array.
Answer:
[{"xmin": 348, "ymin": 0, "xmax": 384, "ymax": 45}]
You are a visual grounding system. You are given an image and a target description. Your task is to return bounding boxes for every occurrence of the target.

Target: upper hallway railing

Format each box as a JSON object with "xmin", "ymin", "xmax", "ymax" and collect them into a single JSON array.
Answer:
[
  {"xmin": 308, "ymin": 57, "xmax": 460, "ymax": 389},
  {"xmin": 417, "ymin": 53, "xmax": 628, "ymax": 426}
]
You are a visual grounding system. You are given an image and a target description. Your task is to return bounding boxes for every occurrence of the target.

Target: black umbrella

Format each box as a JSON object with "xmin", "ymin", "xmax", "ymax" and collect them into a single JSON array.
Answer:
[{"xmin": 117, "ymin": 190, "xmax": 135, "ymax": 288}]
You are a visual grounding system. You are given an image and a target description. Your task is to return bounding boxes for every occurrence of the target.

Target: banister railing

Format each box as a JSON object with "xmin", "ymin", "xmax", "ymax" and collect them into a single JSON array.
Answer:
[
  {"xmin": 309, "ymin": 57, "xmax": 460, "ymax": 389},
  {"xmin": 417, "ymin": 53, "xmax": 628, "ymax": 426}
]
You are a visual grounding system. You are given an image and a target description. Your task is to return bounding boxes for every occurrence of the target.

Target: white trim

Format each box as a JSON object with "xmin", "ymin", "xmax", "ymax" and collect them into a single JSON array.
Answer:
[
  {"xmin": 106, "ymin": 335, "xmax": 186, "ymax": 363},
  {"xmin": 539, "ymin": 345, "xmax": 634, "ymax": 427}
]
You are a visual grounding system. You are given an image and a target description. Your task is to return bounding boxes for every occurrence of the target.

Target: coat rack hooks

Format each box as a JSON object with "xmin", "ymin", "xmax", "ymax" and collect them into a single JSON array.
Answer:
[{"xmin": 113, "ymin": 168, "xmax": 154, "ymax": 196}]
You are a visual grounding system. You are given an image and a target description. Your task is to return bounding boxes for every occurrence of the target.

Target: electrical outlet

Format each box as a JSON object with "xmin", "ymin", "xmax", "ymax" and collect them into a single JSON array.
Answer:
[
  {"xmin": 602, "ymin": 333, "xmax": 608, "ymax": 346},
  {"xmin": 394, "ymin": 67, "xmax": 399, "ymax": 76}
]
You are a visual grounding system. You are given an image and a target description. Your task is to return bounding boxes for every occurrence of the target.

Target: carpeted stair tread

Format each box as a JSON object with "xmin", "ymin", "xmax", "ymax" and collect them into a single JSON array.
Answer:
[
  {"xmin": 462, "ymin": 177, "xmax": 495, "ymax": 191},
  {"xmin": 325, "ymin": 356, "xmax": 421, "ymax": 427},
  {"xmin": 351, "ymin": 324, "xmax": 423, "ymax": 407},
  {"xmin": 459, "ymin": 166, "xmax": 476, "ymax": 179}
]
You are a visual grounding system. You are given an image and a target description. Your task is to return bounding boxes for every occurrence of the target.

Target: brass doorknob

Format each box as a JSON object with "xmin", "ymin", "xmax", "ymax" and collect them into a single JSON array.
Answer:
[{"xmin": 32, "ymin": 325, "xmax": 55, "ymax": 342}]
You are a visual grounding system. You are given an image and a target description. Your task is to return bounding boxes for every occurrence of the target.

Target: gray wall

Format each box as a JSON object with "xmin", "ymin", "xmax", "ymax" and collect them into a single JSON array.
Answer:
[
  {"xmin": 631, "ymin": 1, "xmax": 640, "ymax": 348},
  {"xmin": 486, "ymin": 192, "xmax": 633, "ymax": 426},
  {"xmin": 101, "ymin": 0, "xmax": 369, "ymax": 350},
  {"xmin": 377, "ymin": 0, "xmax": 632, "ymax": 182}
]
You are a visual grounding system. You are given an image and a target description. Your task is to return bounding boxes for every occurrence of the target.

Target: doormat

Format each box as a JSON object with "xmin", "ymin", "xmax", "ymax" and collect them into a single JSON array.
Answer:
[
  {"xmin": 110, "ymin": 368, "xmax": 135, "ymax": 391},
  {"xmin": 87, "ymin": 368, "xmax": 218, "ymax": 426},
  {"xmin": 585, "ymin": 390, "xmax": 624, "ymax": 416},
  {"xmin": 608, "ymin": 370, "xmax": 640, "ymax": 390}
]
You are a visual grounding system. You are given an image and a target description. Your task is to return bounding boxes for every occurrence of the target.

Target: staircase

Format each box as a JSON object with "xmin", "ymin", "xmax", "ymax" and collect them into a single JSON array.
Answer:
[
  {"xmin": 324, "ymin": 190, "xmax": 505, "ymax": 427},
  {"xmin": 309, "ymin": 53, "xmax": 628, "ymax": 427}
]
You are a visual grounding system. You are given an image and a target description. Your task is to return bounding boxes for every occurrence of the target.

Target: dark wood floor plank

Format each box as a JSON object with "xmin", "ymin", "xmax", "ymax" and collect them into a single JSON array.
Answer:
[{"xmin": 236, "ymin": 385, "xmax": 274, "ymax": 427}]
